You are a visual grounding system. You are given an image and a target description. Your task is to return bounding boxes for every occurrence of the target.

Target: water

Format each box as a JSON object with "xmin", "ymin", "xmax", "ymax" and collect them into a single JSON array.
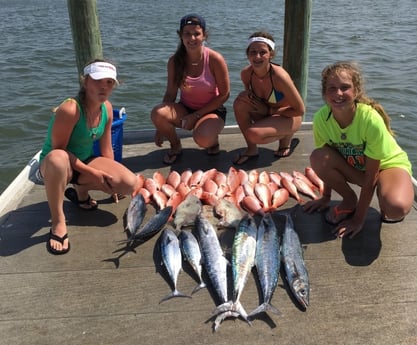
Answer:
[{"xmin": 1, "ymin": 0, "xmax": 416, "ymax": 194}]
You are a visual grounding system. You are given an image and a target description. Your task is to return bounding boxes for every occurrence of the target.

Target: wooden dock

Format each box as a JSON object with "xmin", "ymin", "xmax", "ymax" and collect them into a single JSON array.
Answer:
[{"xmin": 0, "ymin": 125, "xmax": 416, "ymax": 345}]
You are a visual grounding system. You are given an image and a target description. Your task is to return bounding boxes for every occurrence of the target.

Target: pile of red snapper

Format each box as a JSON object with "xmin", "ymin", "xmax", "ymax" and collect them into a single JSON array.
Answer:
[{"xmin": 133, "ymin": 166, "xmax": 324, "ymax": 218}]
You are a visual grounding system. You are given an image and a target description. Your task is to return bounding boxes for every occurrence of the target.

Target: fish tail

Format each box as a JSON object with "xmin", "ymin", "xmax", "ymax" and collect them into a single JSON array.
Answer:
[
  {"xmin": 248, "ymin": 302, "xmax": 282, "ymax": 318},
  {"xmin": 213, "ymin": 310, "xmax": 240, "ymax": 332},
  {"xmin": 212, "ymin": 301, "xmax": 233, "ymax": 316},
  {"xmin": 191, "ymin": 282, "xmax": 207, "ymax": 295},
  {"xmin": 233, "ymin": 300, "xmax": 252, "ymax": 326},
  {"xmin": 159, "ymin": 289, "xmax": 192, "ymax": 304}
]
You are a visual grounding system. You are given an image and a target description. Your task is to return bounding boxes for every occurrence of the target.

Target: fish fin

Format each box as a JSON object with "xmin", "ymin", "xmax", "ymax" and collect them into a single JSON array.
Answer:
[
  {"xmin": 191, "ymin": 282, "xmax": 206, "ymax": 295},
  {"xmin": 159, "ymin": 289, "xmax": 192, "ymax": 304},
  {"xmin": 248, "ymin": 302, "xmax": 282, "ymax": 318}
]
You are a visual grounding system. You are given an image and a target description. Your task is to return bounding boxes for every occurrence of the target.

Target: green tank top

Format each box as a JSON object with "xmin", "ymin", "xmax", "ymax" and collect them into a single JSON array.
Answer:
[{"xmin": 40, "ymin": 98, "xmax": 108, "ymax": 162}]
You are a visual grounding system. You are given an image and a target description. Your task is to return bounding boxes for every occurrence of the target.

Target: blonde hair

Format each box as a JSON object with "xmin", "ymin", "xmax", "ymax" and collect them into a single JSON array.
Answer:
[{"xmin": 321, "ymin": 61, "xmax": 394, "ymax": 135}]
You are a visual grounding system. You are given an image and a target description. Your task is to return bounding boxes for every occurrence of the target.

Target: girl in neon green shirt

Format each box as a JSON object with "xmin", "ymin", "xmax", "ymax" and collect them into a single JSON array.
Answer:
[{"xmin": 303, "ymin": 61, "xmax": 414, "ymax": 238}]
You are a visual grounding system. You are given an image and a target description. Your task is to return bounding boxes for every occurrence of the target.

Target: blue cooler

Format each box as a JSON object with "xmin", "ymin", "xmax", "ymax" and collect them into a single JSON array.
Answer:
[{"xmin": 93, "ymin": 108, "xmax": 127, "ymax": 162}]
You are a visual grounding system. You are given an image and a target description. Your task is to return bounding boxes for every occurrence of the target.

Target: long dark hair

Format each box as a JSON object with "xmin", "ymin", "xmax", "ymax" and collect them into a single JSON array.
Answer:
[{"xmin": 173, "ymin": 16, "xmax": 208, "ymax": 87}]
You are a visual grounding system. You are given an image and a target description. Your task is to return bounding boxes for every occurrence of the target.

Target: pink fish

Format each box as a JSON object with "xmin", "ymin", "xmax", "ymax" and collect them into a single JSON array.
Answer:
[
  {"xmin": 180, "ymin": 169, "xmax": 193, "ymax": 186},
  {"xmin": 203, "ymin": 179, "xmax": 218, "ymax": 194},
  {"xmin": 292, "ymin": 177, "xmax": 319, "ymax": 200},
  {"xmin": 152, "ymin": 190, "xmax": 168, "ymax": 210},
  {"xmin": 214, "ymin": 171, "xmax": 227, "ymax": 187},
  {"xmin": 166, "ymin": 191, "xmax": 183, "ymax": 220},
  {"xmin": 254, "ymin": 183, "xmax": 272, "ymax": 212},
  {"xmin": 189, "ymin": 169, "xmax": 204, "ymax": 187},
  {"xmin": 258, "ymin": 171, "xmax": 271, "ymax": 185},
  {"xmin": 177, "ymin": 182, "xmax": 191, "ymax": 198},
  {"xmin": 248, "ymin": 169, "xmax": 259, "ymax": 185},
  {"xmin": 271, "ymin": 188, "xmax": 290, "ymax": 209},
  {"xmin": 242, "ymin": 181, "xmax": 256, "ymax": 197},
  {"xmin": 305, "ymin": 167, "xmax": 325, "ymax": 195},
  {"xmin": 166, "ymin": 170, "xmax": 181, "ymax": 189},
  {"xmin": 138, "ymin": 188, "xmax": 151, "ymax": 204},
  {"xmin": 152, "ymin": 171, "xmax": 166, "ymax": 190},
  {"xmin": 240, "ymin": 195, "xmax": 265, "ymax": 216},
  {"xmin": 268, "ymin": 172, "xmax": 282, "ymax": 187},
  {"xmin": 292, "ymin": 170, "xmax": 318, "ymax": 191},
  {"xmin": 237, "ymin": 169, "xmax": 249, "ymax": 185},
  {"xmin": 226, "ymin": 166, "xmax": 241, "ymax": 194},
  {"xmin": 281, "ymin": 176, "xmax": 304, "ymax": 204},
  {"xmin": 144, "ymin": 177, "xmax": 158, "ymax": 194},
  {"xmin": 161, "ymin": 183, "xmax": 176, "ymax": 198}
]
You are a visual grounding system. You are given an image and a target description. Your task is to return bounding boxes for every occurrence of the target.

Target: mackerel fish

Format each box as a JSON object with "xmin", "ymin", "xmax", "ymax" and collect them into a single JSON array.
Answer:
[
  {"xmin": 195, "ymin": 214, "xmax": 230, "ymax": 325},
  {"xmin": 281, "ymin": 212, "xmax": 310, "ymax": 309},
  {"xmin": 128, "ymin": 206, "xmax": 172, "ymax": 243},
  {"xmin": 179, "ymin": 230, "xmax": 206, "ymax": 294},
  {"xmin": 159, "ymin": 227, "xmax": 192, "ymax": 303},
  {"xmin": 125, "ymin": 193, "xmax": 147, "ymax": 240},
  {"xmin": 248, "ymin": 213, "xmax": 282, "ymax": 318},
  {"xmin": 213, "ymin": 214, "xmax": 256, "ymax": 330}
]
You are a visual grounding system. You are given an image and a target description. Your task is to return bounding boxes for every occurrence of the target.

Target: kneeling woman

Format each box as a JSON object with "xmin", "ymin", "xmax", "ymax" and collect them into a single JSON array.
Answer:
[
  {"xmin": 233, "ymin": 31, "xmax": 305, "ymax": 165},
  {"xmin": 39, "ymin": 60, "xmax": 140, "ymax": 255}
]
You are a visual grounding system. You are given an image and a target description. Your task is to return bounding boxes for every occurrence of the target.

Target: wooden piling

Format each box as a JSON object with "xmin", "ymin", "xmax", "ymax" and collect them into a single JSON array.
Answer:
[
  {"xmin": 67, "ymin": 0, "xmax": 103, "ymax": 78},
  {"xmin": 283, "ymin": 0, "xmax": 312, "ymax": 103}
]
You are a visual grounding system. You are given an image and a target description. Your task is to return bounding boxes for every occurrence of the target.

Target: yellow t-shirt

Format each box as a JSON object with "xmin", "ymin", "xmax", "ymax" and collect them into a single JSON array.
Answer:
[{"xmin": 313, "ymin": 103, "xmax": 412, "ymax": 175}]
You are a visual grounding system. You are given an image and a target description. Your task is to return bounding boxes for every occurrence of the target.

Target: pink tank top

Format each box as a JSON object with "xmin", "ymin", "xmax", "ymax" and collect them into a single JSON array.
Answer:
[{"xmin": 180, "ymin": 46, "xmax": 219, "ymax": 109}]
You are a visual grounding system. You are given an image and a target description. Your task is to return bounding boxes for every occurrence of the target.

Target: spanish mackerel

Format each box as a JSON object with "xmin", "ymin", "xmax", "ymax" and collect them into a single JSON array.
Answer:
[
  {"xmin": 213, "ymin": 214, "xmax": 256, "ymax": 330},
  {"xmin": 281, "ymin": 211, "xmax": 310, "ymax": 308},
  {"xmin": 159, "ymin": 227, "xmax": 192, "ymax": 303},
  {"xmin": 248, "ymin": 213, "xmax": 282, "ymax": 318},
  {"xmin": 179, "ymin": 230, "xmax": 206, "ymax": 294},
  {"xmin": 195, "ymin": 214, "xmax": 230, "ymax": 323}
]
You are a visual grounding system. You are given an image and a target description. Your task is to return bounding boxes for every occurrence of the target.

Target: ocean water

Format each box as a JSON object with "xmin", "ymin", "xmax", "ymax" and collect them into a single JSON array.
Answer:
[{"xmin": 0, "ymin": 0, "xmax": 416, "ymax": 194}]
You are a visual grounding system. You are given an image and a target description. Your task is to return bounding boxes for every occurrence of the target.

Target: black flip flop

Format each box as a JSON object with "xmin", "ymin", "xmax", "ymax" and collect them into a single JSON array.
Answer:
[
  {"xmin": 232, "ymin": 153, "xmax": 259, "ymax": 165},
  {"xmin": 64, "ymin": 187, "xmax": 98, "ymax": 211},
  {"xmin": 46, "ymin": 229, "xmax": 70, "ymax": 255}
]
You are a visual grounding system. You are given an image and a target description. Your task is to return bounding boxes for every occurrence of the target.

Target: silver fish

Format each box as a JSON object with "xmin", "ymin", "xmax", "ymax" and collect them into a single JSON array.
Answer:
[
  {"xmin": 159, "ymin": 227, "xmax": 192, "ymax": 303},
  {"xmin": 281, "ymin": 212, "xmax": 310, "ymax": 309},
  {"xmin": 195, "ymin": 214, "xmax": 229, "ymax": 310},
  {"xmin": 174, "ymin": 194, "xmax": 202, "ymax": 231},
  {"xmin": 129, "ymin": 206, "xmax": 172, "ymax": 243},
  {"xmin": 179, "ymin": 230, "xmax": 206, "ymax": 294},
  {"xmin": 213, "ymin": 214, "xmax": 256, "ymax": 330},
  {"xmin": 248, "ymin": 213, "xmax": 282, "ymax": 318},
  {"xmin": 214, "ymin": 198, "xmax": 245, "ymax": 229},
  {"xmin": 125, "ymin": 193, "xmax": 147, "ymax": 239}
]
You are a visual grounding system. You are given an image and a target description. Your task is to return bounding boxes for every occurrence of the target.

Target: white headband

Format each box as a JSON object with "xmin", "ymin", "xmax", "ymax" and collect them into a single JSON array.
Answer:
[{"xmin": 247, "ymin": 37, "xmax": 275, "ymax": 51}]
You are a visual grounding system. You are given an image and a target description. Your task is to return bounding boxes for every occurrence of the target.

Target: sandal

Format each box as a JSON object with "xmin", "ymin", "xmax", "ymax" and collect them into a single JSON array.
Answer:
[
  {"xmin": 207, "ymin": 143, "xmax": 220, "ymax": 156},
  {"xmin": 325, "ymin": 204, "xmax": 355, "ymax": 225},
  {"xmin": 274, "ymin": 138, "xmax": 300, "ymax": 158},
  {"xmin": 64, "ymin": 187, "xmax": 98, "ymax": 211},
  {"xmin": 232, "ymin": 153, "xmax": 259, "ymax": 165},
  {"xmin": 163, "ymin": 150, "xmax": 182, "ymax": 165},
  {"xmin": 46, "ymin": 228, "xmax": 70, "ymax": 255}
]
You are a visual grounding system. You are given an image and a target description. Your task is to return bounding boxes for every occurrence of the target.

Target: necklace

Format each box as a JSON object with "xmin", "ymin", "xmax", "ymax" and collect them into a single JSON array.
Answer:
[
  {"xmin": 86, "ymin": 107, "xmax": 102, "ymax": 139},
  {"xmin": 341, "ymin": 132, "xmax": 347, "ymax": 140},
  {"xmin": 190, "ymin": 52, "xmax": 203, "ymax": 66}
]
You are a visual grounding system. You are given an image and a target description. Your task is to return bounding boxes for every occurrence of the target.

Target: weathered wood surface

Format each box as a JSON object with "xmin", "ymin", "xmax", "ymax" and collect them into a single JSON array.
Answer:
[{"xmin": 1, "ymin": 127, "xmax": 416, "ymax": 345}]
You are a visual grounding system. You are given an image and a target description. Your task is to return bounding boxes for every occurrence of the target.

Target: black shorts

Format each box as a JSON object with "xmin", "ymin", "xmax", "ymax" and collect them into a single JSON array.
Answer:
[
  {"xmin": 70, "ymin": 156, "xmax": 97, "ymax": 184},
  {"xmin": 180, "ymin": 103, "xmax": 227, "ymax": 122}
]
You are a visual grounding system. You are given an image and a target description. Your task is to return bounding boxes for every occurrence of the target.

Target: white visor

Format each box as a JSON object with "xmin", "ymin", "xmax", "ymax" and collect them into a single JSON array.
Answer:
[{"xmin": 83, "ymin": 62, "xmax": 119, "ymax": 84}]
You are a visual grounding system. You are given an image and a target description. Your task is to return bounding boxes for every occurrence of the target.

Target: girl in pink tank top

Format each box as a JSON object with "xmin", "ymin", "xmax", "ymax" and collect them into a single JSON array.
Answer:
[{"xmin": 150, "ymin": 14, "xmax": 230, "ymax": 164}]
